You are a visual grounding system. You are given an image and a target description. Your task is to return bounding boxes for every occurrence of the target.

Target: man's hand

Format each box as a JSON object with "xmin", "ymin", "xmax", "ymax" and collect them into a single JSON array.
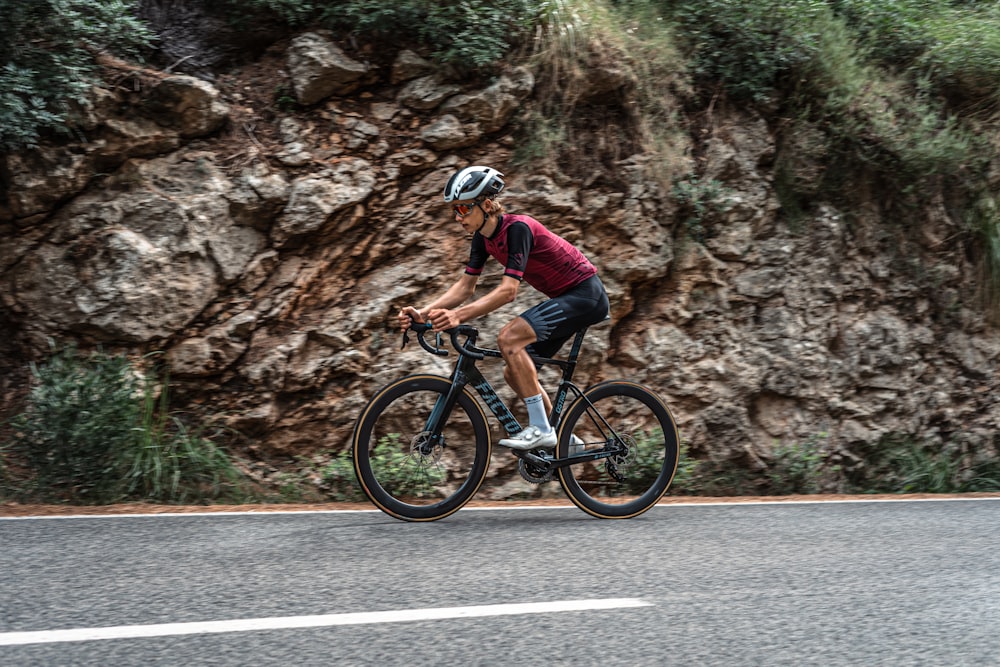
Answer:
[
  {"xmin": 427, "ymin": 308, "xmax": 461, "ymax": 332},
  {"xmin": 397, "ymin": 306, "xmax": 424, "ymax": 332}
]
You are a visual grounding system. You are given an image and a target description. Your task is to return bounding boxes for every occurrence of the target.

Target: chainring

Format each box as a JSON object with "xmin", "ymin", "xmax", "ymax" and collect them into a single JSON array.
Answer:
[{"xmin": 518, "ymin": 458, "xmax": 554, "ymax": 484}]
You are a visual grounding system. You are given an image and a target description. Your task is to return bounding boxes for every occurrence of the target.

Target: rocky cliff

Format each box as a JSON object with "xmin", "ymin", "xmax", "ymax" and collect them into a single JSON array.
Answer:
[{"xmin": 2, "ymin": 31, "xmax": 998, "ymax": 491}]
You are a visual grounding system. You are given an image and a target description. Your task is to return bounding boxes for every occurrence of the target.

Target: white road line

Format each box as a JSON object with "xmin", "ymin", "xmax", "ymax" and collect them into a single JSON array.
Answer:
[{"xmin": 0, "ymin": 598, "xmax": 653, "ymax": 647}]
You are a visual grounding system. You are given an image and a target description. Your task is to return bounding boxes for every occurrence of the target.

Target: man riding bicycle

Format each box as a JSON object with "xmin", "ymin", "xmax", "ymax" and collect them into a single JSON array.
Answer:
[{"xmin": 397, "ymin": 165, "xmax": 610, "ymax": 451}]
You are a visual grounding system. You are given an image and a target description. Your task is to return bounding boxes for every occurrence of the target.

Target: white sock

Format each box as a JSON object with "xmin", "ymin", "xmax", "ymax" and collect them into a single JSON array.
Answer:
[{"xmin": 524, "ymin": 394, "xmax": 551, "ymax": 433}]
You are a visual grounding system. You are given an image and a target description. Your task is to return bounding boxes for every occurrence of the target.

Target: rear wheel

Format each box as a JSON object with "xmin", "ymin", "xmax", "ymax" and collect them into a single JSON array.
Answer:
[
  {"xmin": 353, "ymin": 375, "xmax": 491, "ymax": 521},
  {"xmin": 556, "ymin": 381, "xmax": 679, "ymax": 519}
]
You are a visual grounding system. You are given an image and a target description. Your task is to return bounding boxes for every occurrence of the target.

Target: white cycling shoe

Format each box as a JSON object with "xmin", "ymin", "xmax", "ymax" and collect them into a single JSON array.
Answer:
[
  {"xmin": 498, "ymin": 427, "xmax": 586, "ymax": 454},
  {"xmin": 498, "ymin": 426, "xmax": 557, "ymax": 451}
]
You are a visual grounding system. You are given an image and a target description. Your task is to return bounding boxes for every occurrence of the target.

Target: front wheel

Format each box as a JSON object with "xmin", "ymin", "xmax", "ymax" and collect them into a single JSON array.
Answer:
[
  {"xmin": 556, "ymin": 380, "xmax": 679, "ymax": 519},
  {"xmin": 353, "ymin": 375, "xmax": 491, "ymax": 521}
]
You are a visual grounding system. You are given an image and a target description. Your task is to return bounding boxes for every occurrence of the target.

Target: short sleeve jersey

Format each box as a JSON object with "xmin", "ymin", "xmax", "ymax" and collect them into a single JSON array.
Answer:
[{"xmin": 465, "ymin": 214, "xmax": 597, "ymax": 298}]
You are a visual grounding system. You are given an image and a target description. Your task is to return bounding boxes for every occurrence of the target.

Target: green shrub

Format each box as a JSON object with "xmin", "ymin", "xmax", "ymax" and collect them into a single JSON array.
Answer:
[
  {"xmin": 122, "ymin": 370, "xmax": 246, "ymax": 503},
  {"xmin": 831, "ymin": 0, "xmax": 1000, "ymax": 104},
  {"xmin": 828, "ymin": 0, "xmax": 942, "ymax": 66},
  {"xmin": 672, "ymin": 176, "xmax": 731, "ymax": 242},
  {"xmin": 321, "ymin": 434, "xmax": 444, "ymax": 501},
  {"xmin": 319, "ymin": 0, "xmax": 539, "ymax": 68},
  {"xmin": 668, "ymin": 456, "xmax": 760, "ymax": 496},
  {"xmin": 6, "ymin": 344, "xmax": 140, "ymax": 501},
  {"xmin": 966, "ymin": 193, "xmax": 1000, "ymax": 320},
  {"xmin": 651, "ymin": 0, "xmax": 828, "ymax": 103},
  {"xmin": 519, "ymin": 0, "xmax": 689, "ymax": 180},
  {"xmin": 663, "ymin": 440, "xmax": 698, "ymax": 493},
  {"xmin": 618, "ymin": 428, "xmax": 669, "ymax": 495},
  {"xmin": 3, "ymin": 344, "xmax": 246, "ymax": 504},
  {"xmin": 799, "ymin": 11, "xmax": 983, "ymax": 181},
  {"xmin": 766, "ymin": 435, "xmax": 832, "ymax": 495},
  {"xmin": 0, "ymin": 0, "xmax": 153, "ymax": 150},
  {"xmin": 321, "ymin": 450, "xmax": 365, "ymax": 501},
  {"xmin": 367, "ymin": 433, "xmax": 444, "ymax": 496},
  {"xmin": 921, "ymin": 6, "xmax": 1000, "ymax": 102},
  {"xmin": 847, "ymin": 435, "xmax": 1000, "ymax": 493}
]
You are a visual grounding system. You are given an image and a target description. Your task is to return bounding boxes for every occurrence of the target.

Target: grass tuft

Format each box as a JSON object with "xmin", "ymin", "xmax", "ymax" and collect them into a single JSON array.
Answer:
[{"xmin": 2, "ymin": 343, "xmax": 248, "ymax": 504}]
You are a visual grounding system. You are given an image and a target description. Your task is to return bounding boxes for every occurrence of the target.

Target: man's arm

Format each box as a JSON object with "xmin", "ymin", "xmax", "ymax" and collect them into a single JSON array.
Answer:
[
  {"xmin": 398, "ymin": 273, "xmax": 479, "ymax": 331},
  {"xmin": 426, "ymin": 221, "xmax": 531, "ymax": 330},
  {"xmin": 427, "ymin": 275, "xmax": 520, "ymax": 331}
]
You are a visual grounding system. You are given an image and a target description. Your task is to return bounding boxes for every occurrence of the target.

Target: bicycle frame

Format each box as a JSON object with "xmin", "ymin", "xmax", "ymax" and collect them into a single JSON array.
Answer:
[
  {"xmin": 360, "ymin": 323, "xmax": 680, "ymax": 521},
  {"xmin": 424, "ymin": 326, "xmax": 592, "ymax": 440}
]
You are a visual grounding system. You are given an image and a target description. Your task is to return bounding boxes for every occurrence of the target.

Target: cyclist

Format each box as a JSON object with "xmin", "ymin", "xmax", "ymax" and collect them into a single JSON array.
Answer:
[{"xmin": 397, "ymin": 165, "xmax": 610, "ymax": 451}]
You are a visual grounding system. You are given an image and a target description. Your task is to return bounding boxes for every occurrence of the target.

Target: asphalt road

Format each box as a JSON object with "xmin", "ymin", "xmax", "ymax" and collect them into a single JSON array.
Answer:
[{"xmin": 2, "ymin": 499, "xmax": 999, "ymax": 666}]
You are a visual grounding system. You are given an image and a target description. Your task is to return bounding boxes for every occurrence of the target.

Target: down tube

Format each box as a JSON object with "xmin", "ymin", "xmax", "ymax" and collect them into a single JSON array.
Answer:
[{"xmin": 464, "ymin": 366, "xmax": 522, "ymax": 436}]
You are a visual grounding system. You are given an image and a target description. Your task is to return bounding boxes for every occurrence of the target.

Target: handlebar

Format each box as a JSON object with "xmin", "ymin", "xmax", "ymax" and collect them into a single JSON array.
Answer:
[{"xmin": 401, "ymin": 320, "xmax": 487, "ymax": 360}]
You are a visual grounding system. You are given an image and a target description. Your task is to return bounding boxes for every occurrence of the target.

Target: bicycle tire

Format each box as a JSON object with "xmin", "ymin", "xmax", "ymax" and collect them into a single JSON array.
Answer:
[
  {"xmin": 352, "ymin": 374, "xmax": 491, "ymax": 521},
  {"xmin": 556, "ymin": 380, "xmax": 679, "ymax": 519}
]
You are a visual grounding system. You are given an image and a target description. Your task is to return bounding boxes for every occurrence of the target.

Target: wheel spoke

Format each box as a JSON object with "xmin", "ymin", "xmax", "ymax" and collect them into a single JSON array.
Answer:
[
  {"xmin": 353, "ymin": 375, "xmax": 490, "ymax": 521},
  {"xmin": 557, "ymin": 381, "xmax": 679, "ymax": 519}
]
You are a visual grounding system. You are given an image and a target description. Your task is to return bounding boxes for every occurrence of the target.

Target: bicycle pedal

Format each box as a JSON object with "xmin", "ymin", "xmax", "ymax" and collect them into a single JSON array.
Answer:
[{"xmin": 522, "ymin": 451, "xmax": 553, "ymax": 466}]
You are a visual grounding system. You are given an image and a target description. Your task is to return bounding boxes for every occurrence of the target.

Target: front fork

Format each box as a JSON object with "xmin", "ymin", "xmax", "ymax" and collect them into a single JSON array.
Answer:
[{"xmin": 420, "ymin": 355, "xmax": 479, "ymax": 450}]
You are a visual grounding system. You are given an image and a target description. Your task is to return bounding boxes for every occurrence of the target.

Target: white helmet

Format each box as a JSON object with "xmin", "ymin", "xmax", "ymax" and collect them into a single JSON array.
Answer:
[{"xmin": 443, "ymin": 166, "xmax": 505, "ymax": 203}]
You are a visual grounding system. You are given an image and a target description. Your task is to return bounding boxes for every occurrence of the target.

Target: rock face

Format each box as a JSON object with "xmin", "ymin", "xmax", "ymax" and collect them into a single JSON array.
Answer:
[
  {"xmin": 1, "ymin": 39, "xmax": 997, "ymax": 484},
  {"xmin": 6, "ymin": 152, "xmax": 268, "ymax": 342}
]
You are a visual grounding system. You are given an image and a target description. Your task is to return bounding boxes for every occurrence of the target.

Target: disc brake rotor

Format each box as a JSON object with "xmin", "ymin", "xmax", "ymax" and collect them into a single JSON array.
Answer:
[
  {"xmin": 410, "ymin": 431, "xmax": 443, "ymax": 467},
  {"xmin": 605, "ymin": 432, "xmax": 638, "ymax": 480}
]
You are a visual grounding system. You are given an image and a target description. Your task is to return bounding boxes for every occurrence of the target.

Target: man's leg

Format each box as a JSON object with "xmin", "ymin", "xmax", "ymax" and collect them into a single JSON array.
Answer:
[
  {"xmin": 495, "ymin": 277, "xmax": 608, "ymax": 451},
  {"xmin": 496, "ymin": 317, "xmax": 555, "ymax": 449},
  {"xmin": 500, "ymin": 317, "xmax": 552, "ymax": 414}
]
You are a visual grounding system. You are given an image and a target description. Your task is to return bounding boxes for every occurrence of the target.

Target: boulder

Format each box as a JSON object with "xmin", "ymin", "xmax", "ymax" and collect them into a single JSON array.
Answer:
[
  {"xmin": 440, "ymin": 67, "xmax": 535, "ymax": 133},
  {"xmin": 4, "ymin": 152, "xmax": 265, "ymax": 342},
  {"xmin": 397, "ymin": 75, "xmax": 461, "ymax": 111},
  {"xmin": 272, "ymin": 158, "xmax": 375, "ymax": 245},
  {"xmin": 391, "ymin": 50, "xmax": 435, "ymax": 84},
  {"xmin": 287, "ymin": 33, "xmax": 368, "ymax": 104},
  {"xmin": 419, "ymin": 115, "xmax": 482, "ymax": 150},
  {"xmin": 144, "ymin": 75, "xmax": 230, "ymax": 137}
]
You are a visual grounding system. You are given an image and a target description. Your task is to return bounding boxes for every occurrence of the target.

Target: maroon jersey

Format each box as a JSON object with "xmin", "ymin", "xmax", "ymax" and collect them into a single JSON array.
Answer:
[{"xmin": 465, "ymin": 214, "xmax": 597, "ymax": 298}]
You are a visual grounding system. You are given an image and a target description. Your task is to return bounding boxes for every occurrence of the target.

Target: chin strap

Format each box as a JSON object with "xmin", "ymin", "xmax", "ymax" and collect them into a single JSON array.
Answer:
[{"xmin": 474, "ymin": 202, "xmax": 490, "ymax": 234}]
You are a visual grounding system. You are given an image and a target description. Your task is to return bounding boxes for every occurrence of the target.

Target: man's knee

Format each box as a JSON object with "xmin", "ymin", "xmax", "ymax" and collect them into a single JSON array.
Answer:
[{"xmin": 498, "ymin": 318, "xmax": 535, "ymax": 357}]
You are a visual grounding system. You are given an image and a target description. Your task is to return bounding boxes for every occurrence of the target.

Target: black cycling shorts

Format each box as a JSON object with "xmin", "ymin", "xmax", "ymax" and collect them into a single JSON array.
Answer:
[{"xmin": 521, "ymin": 275, "xmax": 610, "ymax": 358}]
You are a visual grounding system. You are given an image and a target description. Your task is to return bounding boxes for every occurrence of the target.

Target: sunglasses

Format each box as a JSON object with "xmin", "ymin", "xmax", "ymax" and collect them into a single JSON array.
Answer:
[{"xmin": 452, "ymin": 202, "xmax": 478, "ymax": 217}]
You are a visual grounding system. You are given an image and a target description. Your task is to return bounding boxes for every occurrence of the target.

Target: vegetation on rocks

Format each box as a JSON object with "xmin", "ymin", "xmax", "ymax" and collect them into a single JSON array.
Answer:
[
  {"xmin": 0, "ymin": 0, "xmax": 152, "ymax": 150},
  {"xmin": 2, "ymin": 0, "xmax": 999, "ymax": 505}
]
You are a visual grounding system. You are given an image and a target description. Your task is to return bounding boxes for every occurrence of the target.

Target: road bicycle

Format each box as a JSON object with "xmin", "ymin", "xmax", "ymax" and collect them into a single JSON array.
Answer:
[{"xmin": 352, "ymin": 320, "xmax": 680, "ymax": 521}]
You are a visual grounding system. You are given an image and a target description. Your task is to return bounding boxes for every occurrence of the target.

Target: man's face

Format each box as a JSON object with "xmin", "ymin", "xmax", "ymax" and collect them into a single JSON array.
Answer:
[{"xmin": 453, "ymin": 200, "xmax": 482, "ymax": 233}]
